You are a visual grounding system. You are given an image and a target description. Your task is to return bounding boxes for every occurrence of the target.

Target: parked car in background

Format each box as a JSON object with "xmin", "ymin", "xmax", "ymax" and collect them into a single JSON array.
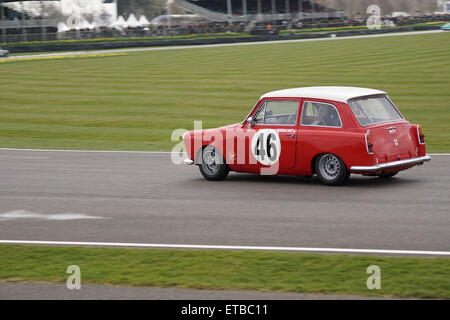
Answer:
[
  {"xmin": 0, "ymin": 46, "xmax": 9, "ymax": 58},
  {"xmin": 441, "ymin": 23, "xmax": 450, "ymax": 31},
  {"xmin": 183, "ymin": 87, "xmax": 431, "ymax": 185}
]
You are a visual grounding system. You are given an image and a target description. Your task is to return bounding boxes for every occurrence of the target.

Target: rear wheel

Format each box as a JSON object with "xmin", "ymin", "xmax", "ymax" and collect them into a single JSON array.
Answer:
[
  {"xmin": 379, "ymin": 171, "xmax": 398, "ymax": 179},
  {"xmin": 198, "ymin": 146, "xmax": 229, "ymax": 181},
  {"xmin": 315, "ymin": 153, "xmax": 350, "ymax": 186}
]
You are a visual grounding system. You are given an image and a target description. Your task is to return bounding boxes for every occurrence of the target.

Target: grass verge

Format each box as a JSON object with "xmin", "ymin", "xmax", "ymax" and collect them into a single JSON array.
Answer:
[
  {"xmin": 0, "ymin": 244, "xmax": 449, "ymax": 299},
  {"xmin": 0, "ymin": 32, "xmax": 449, "ymax": 152},
  {"xmin": 1, "ymin": 32, "xmax": 249, "ymax": 48}
]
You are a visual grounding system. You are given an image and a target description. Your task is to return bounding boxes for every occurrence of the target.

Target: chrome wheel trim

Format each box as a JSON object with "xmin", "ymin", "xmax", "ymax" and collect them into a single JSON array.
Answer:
[
  {"xmin": 202, "ymin": 148, "xmax": 221, "ymax": 176},
  {"xmin": 319, "ymin": 154, "xmax": 341, "ymax": 181}
]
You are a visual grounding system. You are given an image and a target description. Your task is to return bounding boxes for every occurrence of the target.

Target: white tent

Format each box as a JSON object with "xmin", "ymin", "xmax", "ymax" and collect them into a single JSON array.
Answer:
[
  {"xmin": 138, "ymin": 15, "xmax": 150, "ymax": 26},
  {"xmin": 91, "ymin": 19, "xmax": 100, "ymax": 30},
  {"xmin": 114, "ymin": 15, "xmax": 128, "ymax": 28},
  {"xmin": 102, "ymin": 2, "xmax": 118, "ymax": 28},
  {"xmin": 79, "ymin": 17, "xmax": 94, "ymax": 30},
  {"xmin": 126, "ymin": 14, "xmax": 141, "ymax": 28},
  {"xmin": 57, "ymin": 21, "xmax": 70, "ymax": 32}
]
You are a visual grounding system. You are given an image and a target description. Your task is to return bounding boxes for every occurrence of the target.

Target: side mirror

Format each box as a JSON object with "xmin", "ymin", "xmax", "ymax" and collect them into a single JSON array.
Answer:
[{"xmin": 246, "ymin": 117, "xmax": 253, "ymax": 128}]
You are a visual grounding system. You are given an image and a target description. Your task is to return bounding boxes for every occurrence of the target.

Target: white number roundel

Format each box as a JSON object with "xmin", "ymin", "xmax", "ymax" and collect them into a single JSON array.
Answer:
[{"xmin": 251, "ymin": 129, "xmax": 281, "ymax": 166}]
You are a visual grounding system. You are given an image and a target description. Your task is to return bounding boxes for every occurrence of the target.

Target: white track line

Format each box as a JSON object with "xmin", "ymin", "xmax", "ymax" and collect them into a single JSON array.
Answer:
[
  {"xmin": 0, "ymin": 240, "xmax": 449, "ymax": 256},
  {"xmin": 10, "ymin": 30, "xmax": 444, "ymax": 59}
]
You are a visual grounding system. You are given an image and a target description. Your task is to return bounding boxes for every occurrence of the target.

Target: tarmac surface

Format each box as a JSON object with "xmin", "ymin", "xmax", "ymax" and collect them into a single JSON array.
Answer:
[
  {"xmin": 0, "ymin": 282, "xmax": 385, "ymax": 300},
  {"xmin": 0, "ymin": 149, "xmax": 448, "ymax": 255}
]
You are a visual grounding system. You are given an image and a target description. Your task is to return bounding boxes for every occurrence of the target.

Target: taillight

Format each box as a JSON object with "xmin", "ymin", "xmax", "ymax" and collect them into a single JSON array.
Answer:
[
  {"xmin": 417, "ymin": 125, "xmax": 425, "ymax": 144},
  {"xmin": 365, "ymin": 130, "xmax": 374, "ymax": 154}
]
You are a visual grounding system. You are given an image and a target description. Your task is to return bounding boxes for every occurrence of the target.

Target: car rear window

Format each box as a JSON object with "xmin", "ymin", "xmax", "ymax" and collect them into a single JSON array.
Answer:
[{"xmin": 348, "ymin": 95, "xmax": 403, "ymax": 126}]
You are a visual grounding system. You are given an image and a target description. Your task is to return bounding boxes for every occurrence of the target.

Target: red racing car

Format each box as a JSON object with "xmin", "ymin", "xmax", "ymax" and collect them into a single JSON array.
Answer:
[{"xmin": 183, "ymin": 86, "xmax": 431, "ymax": 185}]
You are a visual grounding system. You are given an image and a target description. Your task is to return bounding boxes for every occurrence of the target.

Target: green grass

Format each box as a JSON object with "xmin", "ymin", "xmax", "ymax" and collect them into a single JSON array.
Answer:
[
  {"xmin": 0, "ymin": 32, "xmax": 449, "ymax": 152},
  {"xmin": 1, "ymin": 32, "xmax": 248, "ymax": 48},
  {"xmin": 0, "ymin": 245, "xmax": 448, "ymax": 298}
]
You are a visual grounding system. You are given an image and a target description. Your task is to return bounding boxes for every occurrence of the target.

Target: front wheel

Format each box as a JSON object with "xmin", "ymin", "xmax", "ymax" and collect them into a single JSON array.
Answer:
[
  {"xmin": 198, "ymin": 146, "xmax": 229, "ymax": 181},
  {"xmin": 315, "ymin": 153, "xmax": 350, "ymax": 186}
]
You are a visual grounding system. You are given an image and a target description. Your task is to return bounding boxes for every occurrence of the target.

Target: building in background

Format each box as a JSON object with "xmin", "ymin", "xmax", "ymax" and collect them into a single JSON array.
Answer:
[
  {"xmin": 0, "ymin": 0, "xmax": 120, "ymax": 41},
  {"xmin": 317, "ymin": 0, "xmax": 443, "ymax": 16},
  {"xmin": 1, "ymin": 0, "xmax": 117, "ymax": 29},
  {"xmin": 436, "ymin": 0, "xmax": 450, "ymax": 13},
  {"xmin": 1, "ymin": 0, "xmax": 449, "ymax": 43}
]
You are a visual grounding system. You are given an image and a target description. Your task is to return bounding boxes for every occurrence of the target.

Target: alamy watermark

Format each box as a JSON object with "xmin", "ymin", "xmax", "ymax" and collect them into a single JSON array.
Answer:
[
  {"xmin": 366, "ymin": 265, "xmax": 381, "ymax": 290},
  {"xmin": 367, "ymin": 5, "xmax": 382, "ymax": 30},
  {"xmin": 66, "ymin": 265, "xmax": 81, "ymax": 290}
]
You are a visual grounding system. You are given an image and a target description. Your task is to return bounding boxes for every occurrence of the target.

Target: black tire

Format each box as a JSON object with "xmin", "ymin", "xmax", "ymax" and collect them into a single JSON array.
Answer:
[
  {"xmin": 198, "ymin": 146, "xmax": 229, "ymax": 181},
  {"xmin": 315, "ymin": 153, "xmax": 350, "ymax": 186},
  {"xmin": 379, "ymin": 171, "xmax": 398, "ymax": 179}
]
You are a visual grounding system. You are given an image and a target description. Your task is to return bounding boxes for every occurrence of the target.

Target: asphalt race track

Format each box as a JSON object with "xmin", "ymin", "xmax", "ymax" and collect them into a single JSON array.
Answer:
[
  {"xmin": 0, "ymin": 282, "xmax": 382, "ymax": 300},
  {"xmin": 0, "ymin": 149, "xmax": 449, "ymax": 255}
]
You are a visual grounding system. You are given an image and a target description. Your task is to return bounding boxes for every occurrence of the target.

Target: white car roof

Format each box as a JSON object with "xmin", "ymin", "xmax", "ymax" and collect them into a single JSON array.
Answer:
[{"xmin": 260, "ymin": 86, "xmax": 386, "ymax": 103}]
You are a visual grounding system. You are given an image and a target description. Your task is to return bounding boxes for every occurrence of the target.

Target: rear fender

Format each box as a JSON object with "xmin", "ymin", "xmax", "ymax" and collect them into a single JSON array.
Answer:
[{"xmin": 409, "ymin": 124, "xmax": 426, "ymax": 156}]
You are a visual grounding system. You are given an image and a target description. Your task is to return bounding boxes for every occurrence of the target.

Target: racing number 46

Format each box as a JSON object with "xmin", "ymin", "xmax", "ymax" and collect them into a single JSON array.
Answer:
[
  {"xmin": 254, "ymin": 132, "xmax": 278, "ymax": 162},
  {"xmin": 251, "ymin": 129, "xmax": 282, "ymax": 166}
]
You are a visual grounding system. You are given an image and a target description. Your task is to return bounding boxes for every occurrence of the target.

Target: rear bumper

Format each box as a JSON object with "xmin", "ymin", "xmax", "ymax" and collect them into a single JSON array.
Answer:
[{"xmin": 350, "ymin": 155, "xmax": 431, "ymax": 173}]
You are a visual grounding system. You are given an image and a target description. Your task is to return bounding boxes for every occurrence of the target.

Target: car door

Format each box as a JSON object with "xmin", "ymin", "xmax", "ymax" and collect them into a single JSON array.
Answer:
[{"xmin": 238, "ymin": 98, "xmax": 300, "ymax": 174}]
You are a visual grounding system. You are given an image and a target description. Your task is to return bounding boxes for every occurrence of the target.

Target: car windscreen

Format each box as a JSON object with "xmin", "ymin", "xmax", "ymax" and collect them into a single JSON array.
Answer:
[{"xmin": 348, "ymin": 95, "xmax": 403, "ymax": 126}]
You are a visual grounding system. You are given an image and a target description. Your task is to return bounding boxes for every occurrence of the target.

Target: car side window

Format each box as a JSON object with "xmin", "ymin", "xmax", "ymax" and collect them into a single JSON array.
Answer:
[
  {"xmin": 260, "ymin": 100, "xmax": 299, "ymax": 125},
  {"xmin": 301, "ymin": 102, "xmax": 342, "ymax": 127}
]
